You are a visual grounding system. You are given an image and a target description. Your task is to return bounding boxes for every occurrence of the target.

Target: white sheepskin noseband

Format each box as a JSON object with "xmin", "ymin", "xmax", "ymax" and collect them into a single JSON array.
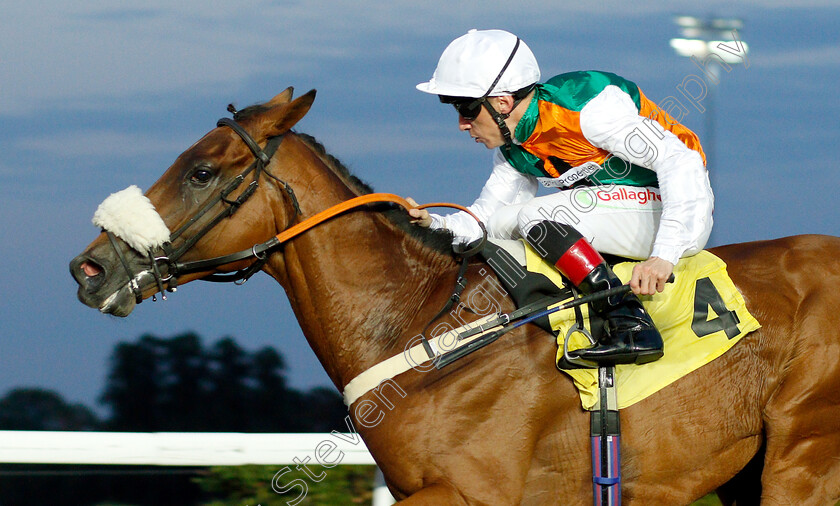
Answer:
[{"xmin": 92, "ymin": 185, "xmax": 171, "ymax": 253}]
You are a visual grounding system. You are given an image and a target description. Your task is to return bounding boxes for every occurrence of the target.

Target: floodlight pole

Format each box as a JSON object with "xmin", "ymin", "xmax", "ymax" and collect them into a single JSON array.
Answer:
[
  {"xmin": 669, "ymin": 16, "xmax": 747, "ymax": 169},
  {"xmin": 705, "ymin": 66, "xmax": 718, "ymax": 169}
]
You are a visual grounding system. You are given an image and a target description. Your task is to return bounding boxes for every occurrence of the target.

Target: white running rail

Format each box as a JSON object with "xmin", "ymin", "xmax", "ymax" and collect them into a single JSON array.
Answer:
[{"xmin": 0, "ymin": 431, "xmax": 395, "ymax": 505}]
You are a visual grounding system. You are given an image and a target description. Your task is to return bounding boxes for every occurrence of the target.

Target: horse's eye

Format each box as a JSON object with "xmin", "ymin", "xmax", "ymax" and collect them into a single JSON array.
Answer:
[{"xmin": 190, "ymin": 168, "xmax": 214, "ymax": 185}]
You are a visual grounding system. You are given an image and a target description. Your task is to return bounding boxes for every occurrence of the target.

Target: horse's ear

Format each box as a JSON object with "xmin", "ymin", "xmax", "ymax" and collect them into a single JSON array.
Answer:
[
  {"xmin": 260, "ymin": 89, "xmax": 316, "ymax": 138},
  {"xmin": 265, "ymin": 87, "xmax": 295, "ymax": 107}
]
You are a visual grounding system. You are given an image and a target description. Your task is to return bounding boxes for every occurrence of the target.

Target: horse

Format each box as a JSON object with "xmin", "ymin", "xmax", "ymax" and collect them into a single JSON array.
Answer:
[{"xmin": 70, "ymin": 88, "xmax": 840, "ymax": 504}]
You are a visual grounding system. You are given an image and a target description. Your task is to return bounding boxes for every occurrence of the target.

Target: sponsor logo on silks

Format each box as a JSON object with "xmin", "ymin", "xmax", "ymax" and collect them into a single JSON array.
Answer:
[
  {"xmin": 536, "ymin": 161, "xmax": 601, "ymax": 188},
  {"xmin": 596, "ymin": 187, "xmax": 662, "ymax": 205}
]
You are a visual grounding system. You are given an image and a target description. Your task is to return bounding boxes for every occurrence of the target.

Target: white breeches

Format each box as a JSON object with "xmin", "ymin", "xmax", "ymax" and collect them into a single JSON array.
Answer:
[{"xmin": 486, "ymin": 185, "xmax": 702, "ymax": 261}]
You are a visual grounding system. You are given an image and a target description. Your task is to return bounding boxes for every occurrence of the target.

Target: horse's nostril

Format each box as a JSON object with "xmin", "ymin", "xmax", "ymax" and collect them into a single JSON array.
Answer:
[
  {"xmin": 71, "ymin": 255, "xmax": 107, "ymax": 294},
  {"xmin": 80, "ymin": 260, "xmax": 103, "ymax": 278}
]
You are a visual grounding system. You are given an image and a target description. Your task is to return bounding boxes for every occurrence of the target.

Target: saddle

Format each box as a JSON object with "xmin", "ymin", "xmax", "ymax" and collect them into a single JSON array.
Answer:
[{"xmin": 480, "ymin": 239, "xmax": 761, "ymax": 410}]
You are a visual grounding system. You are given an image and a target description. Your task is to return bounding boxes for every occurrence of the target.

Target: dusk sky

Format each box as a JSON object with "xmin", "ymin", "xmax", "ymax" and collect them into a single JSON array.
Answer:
[{"xmin": 1, "ymin": 0, "xmax": 838, "ymax": 414}]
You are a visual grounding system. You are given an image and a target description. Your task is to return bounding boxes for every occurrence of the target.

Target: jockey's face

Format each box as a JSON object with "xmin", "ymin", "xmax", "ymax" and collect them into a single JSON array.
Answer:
[{"xmin": 457, "ymin": 96, "xmax": 507, "ymax": 149}]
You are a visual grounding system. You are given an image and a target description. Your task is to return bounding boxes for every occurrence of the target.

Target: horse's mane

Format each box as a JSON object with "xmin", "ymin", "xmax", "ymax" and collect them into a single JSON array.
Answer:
[
  {"xmin": 230, "ymin": 103, "xmax": 456, "ymax": 255},
  {"xmin": 294, "ymin": 133, "xmax": 374, "ymax": 193},
  {"xmin": 293, "ymin": 132, "xmax": 456, "ymax": 256}
]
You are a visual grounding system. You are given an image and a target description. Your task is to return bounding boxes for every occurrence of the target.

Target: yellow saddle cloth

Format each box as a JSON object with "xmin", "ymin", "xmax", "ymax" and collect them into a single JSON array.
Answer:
[{"xmin": 524, "ymin": 246, "xmax": 761, "ymax": 411}]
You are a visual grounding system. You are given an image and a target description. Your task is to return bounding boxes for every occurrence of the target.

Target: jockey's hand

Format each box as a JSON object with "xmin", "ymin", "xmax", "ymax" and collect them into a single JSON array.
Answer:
[
  {"xmin": 630, "ymin": 257, "xmax": 674, "ymax": 296},
  {"xmin": 406, "ymin": 197, "xmax": 432, "ymax": 227}
]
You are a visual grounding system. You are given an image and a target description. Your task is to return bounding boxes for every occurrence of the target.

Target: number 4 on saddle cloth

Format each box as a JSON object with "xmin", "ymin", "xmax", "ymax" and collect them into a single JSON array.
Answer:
[{"xmin": 480, "ymin": 239, "xmax": 761, "ymax": 411}]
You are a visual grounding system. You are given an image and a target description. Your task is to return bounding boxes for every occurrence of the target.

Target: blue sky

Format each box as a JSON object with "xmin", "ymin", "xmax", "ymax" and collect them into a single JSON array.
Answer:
[{"xmin": 1, "ymin": 1, "xmax": 838, "ymax": 414}]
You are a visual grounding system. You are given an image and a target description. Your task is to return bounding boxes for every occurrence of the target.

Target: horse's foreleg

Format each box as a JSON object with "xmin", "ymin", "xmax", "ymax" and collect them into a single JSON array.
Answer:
[
  {"xmin": 396, "ymin": 483, "xmax": 468, "ymax": 505},
  {"xmin": 715, "ymin": 441, "xmax": 764, "ymax": 505},
  {"xmin": 761, "ymin": 323, "xmax": 840, "ymax": 502},
  {"xmin": 761, "ymin": 425, "xmax": 840, "ymax": 504}
]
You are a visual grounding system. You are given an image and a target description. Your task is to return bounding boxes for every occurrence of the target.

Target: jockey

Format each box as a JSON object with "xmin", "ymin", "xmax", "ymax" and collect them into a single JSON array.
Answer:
[{"xmin": 410, "ymin": 29, "xmax": 714, "ymax": 365}]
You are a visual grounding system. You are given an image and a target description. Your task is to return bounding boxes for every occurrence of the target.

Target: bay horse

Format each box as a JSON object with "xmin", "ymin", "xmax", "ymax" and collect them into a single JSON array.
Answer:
[{"xmin": 70, "ymin": 88, "xmax": 840, "ymax": 504}]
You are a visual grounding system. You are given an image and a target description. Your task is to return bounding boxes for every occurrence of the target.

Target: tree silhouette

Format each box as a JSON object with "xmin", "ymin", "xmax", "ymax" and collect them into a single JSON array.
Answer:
[
  {"xmin": 99, "ymin": 332, "xmax": 346, "ymax": 433},
  {"xmin": 205, "ymin": 337, "xmax": 252, "ymax": 431},
  {"xmin": 249, "ymin": 346, "xmax": 300, "ymax": 432},
  {"xmin": 160, "ymin": 333, "xmax": 211, "ymax": 431},
  {"xmin": 0, "ymin": 388, "xmax": 99, "ymax": 431},
  {"xmin": 293, "ymin": 386, "xmax": 351, "ymax": 433},
  {"xmin": 100, "ymin": 335, "xmax": 166, "ymax": 430}
]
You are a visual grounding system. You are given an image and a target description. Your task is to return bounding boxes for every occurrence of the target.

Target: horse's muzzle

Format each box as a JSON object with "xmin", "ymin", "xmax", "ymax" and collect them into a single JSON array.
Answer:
[{"xmin": 69, "ymin": 253, "xmax": 138, "ymax": 316}]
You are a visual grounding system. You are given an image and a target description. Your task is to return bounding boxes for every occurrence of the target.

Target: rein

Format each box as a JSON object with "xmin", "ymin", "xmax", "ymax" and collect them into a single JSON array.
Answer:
[
  {"xmin": 171, "ymin": 192, "xmax": 485, "ymax": 280},
  {"xmin": 109, "ymin": 115, "xmax": 486, "ymax": 304}
]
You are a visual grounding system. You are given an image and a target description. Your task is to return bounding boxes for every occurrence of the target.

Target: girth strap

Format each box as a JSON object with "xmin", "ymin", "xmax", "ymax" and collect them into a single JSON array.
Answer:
[{"xmin": 419, "ymin": 255, "xmax": 473, "ymax": 359}]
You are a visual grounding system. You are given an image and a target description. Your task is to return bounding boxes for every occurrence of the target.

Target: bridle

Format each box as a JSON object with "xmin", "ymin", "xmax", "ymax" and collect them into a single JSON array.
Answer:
[
  {"xmin": 106, "ymin": 114, "xmax": 301, "ymax": 303},
  {"xmin": 105, "ymin": 113, "xmax": 487, "ymax": 307}
]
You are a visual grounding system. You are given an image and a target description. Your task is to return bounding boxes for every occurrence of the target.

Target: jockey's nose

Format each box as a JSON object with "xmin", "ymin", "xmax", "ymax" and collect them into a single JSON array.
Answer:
[{"xmin": 459, "ymin": 116, "xmax": 472, "ymax": 131}]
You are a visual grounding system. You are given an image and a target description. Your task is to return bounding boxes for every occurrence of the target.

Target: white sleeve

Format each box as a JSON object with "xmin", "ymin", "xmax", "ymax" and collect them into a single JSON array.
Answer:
[
  {"xmin": 579, "ymin": 85, "xmax": 714, "ymax": 265},
  {"xmin": 429, "ymin": 149, "xmax": 538, "ymax": 244}
]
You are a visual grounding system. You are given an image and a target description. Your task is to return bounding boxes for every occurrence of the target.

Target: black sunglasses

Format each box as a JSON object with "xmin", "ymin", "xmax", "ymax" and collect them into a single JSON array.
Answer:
[{"xmin": 439, "ymin": 96, "xmax": 486, "ymax": 120}]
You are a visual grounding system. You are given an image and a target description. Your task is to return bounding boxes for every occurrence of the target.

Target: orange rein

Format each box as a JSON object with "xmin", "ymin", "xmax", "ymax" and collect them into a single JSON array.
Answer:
[{"xmin": 274, "ymin": 192, "xmax": 481, "ymax": 245}]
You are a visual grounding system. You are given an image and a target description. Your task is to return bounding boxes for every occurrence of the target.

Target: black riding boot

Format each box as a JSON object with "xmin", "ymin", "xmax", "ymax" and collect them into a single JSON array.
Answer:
[
  {"xmin": 525, "ymin": 220, "xmax": 663, "ymax": 365},
  {"xmin": 570, "ymin": 263, "xmax": 664, "ymax": 365}
]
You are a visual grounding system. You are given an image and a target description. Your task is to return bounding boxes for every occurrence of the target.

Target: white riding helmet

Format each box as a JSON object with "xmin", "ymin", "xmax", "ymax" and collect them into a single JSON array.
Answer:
[{"xmin": 417, "ymin": 29, "xmax": 541, "ymax": 98}]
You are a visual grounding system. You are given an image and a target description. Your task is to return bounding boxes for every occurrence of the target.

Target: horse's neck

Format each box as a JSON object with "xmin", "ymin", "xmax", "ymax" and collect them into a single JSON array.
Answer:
[
  {"xmin": 264, "ymin": 141, "xmax": 455, "ymax": 389},
  {"xmin": 272, "ymin": 213, "xmax": 453, "ymax": 388}
]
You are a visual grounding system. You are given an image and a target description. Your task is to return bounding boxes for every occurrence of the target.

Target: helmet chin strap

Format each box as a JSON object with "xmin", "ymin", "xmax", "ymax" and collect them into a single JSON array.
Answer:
[
  {"xmin": 474, "ymin": 36, "xmax": 529, "ymax": 151},
  {"xmin": 481, "ymin": 92, "xmax": 530, "ymax": 151},
  {"xmin": 481, "ymin": 100, "xmax": 514, "ymax": 149}
]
